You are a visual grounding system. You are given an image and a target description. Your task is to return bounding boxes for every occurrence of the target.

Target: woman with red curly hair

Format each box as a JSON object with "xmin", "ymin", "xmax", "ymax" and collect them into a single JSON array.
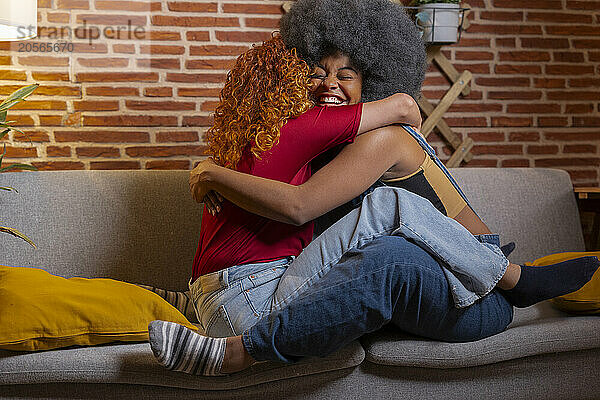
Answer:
[
  {"xmin": 194, "ymin": 34, "xmax": 418, "ymax": 284},
  {"xmin": 146, "ymin": 34, "xmax": 421, "ymax": 375},
  {"xmin": 205, "ymin": 35, "xmax": 316, "ymax": 170}
]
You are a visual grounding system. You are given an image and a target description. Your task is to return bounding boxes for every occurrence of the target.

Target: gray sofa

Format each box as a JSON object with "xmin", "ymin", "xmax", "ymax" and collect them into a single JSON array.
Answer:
[{"xmin": 1, "ymin": 168, "xmax": 599, "ymax": 399}]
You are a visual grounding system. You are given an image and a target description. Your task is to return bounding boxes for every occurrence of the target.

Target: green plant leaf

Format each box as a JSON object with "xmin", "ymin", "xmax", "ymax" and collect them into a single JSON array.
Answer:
[
  {"xmin": 0, "ymin": 84, "xmax": 39, "ymax": 108},
  {"xmin": 0, "ymin": 129, "xmax": 9, "ymax": 141},
  {"xmin": 0, "ymin": 186, "xmax": 18, "ymax": 192},
  {"xmin": 0, "ymin": 226, "xmax": 36, "ymax": 248},
  {"xmin": 0, "ymin": 163, "xmax": 37, "ymax": 172},
  {"xmin": 0, "ymin": 145, "xmax": 34, "ymax": 172},
  {"xmin": 6, "ymin": 126, "xmax": 25, "ymax": 136},
  {"xmin": 0, "ymin": 110, "xmax": 6, "ymax": 122},
  {"xmin": 0, "ymin": 99, "xmax": 25, "ymax": 112}
]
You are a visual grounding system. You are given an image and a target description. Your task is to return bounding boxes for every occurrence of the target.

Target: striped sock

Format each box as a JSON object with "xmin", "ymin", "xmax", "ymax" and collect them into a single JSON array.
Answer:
[
  {"xmin": 137, "ymin": 285, "xmax": 198, "ymax": 323},
  {"xmin": 148, "ymin": 320, "xmax": 226, "ymax": 376}
]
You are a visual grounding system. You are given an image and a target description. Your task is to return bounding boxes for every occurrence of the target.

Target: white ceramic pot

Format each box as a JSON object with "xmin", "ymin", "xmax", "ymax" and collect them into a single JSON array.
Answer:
[{"xmin": 416, "ymin": 3, "xmax": 461, "ymax": 44}]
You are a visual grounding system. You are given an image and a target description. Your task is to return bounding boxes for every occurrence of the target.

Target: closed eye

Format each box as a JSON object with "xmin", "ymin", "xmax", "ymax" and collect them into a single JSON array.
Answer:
[{"xmin": 338, "ymin": 66, "xmax": 359, "ymax": 80}]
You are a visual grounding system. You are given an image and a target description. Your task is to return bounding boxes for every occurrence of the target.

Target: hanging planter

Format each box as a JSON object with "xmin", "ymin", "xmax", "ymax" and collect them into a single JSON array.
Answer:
[{"xmin": 405, "ymin": 1, "xmax": 468, "ymax": 45}]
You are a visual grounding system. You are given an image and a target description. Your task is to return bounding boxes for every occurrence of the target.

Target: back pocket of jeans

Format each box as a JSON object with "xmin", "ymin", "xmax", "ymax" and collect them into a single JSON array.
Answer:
[{"xmin": 205, "ymin": 305, "xmax": 236, "ymax": 338}]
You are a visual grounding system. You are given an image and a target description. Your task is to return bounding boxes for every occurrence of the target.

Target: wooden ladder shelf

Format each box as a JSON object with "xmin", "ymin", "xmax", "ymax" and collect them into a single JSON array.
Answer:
[{"xmin": 420, "ymin": 46, "xmax": 474, "ymax": 168}]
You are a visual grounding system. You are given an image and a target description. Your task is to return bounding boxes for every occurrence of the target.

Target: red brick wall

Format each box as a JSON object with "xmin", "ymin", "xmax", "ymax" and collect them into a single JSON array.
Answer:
[
  {"xmin": 1, "ymin": 0, "xmax": 599, "ymax": 187},
  {"xmin": 430, "ymin": 0, "xmax": 600, "ymax": 187}
]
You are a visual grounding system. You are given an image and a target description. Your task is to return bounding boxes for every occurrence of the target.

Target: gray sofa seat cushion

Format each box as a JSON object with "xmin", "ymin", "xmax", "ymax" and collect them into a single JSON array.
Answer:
[
  {"xmin": 361, "ymin": 301, "xmax": 600, "ymax": 368},
  {"xmin": 0, "ymin": 340, "xmax": 364, "ymax": 390}
]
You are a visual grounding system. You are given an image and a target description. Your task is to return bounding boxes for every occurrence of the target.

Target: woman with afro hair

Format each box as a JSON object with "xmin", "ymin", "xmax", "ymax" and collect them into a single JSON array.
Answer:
[
  {"xmin": 146, "ymin": 29, "xmax": 428, "ymax": 374},
  {"xmin": 149, "ymin": 0, "xmax": 599, "ymax": 376}
]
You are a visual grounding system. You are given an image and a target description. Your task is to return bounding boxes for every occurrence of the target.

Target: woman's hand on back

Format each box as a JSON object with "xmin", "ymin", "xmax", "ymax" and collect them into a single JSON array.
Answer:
[
  {"xmin": 189, "ymin": 158, "xmax": 224, "ymax": 215},
  {"xmin": 195, "ymin": 125, "xmax": 417, "ymax": 225}
]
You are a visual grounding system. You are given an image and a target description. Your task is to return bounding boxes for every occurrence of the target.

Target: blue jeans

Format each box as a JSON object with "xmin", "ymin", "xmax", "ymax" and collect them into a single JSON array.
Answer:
[
  {"xmin": 242, "ymin": 235, "xmax": 514, "ymax": 363},
  {"xmin": 192, "ymin": 186, "xmax": 508, "ymax": 336},
  {"xmin": 273, "ymin": 186, "xmax": 508, "ymax": 310},
  {"xmin": 189, "ymin": 258, "xmax": 291, "ymax": 337}
]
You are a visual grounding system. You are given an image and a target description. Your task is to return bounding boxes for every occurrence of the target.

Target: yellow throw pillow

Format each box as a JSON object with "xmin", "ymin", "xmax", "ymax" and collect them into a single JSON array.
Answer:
[
  {"xmin": 0, "ymin": 265, "xmax": 197, "ymax": 351},
  {"xmin": 527, "ymin": 252, "xmax": 600, "ymax": 315}
]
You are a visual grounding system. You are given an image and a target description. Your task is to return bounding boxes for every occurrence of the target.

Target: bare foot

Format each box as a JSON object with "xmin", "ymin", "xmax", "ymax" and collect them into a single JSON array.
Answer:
[
  {"xmin": 221, "ymin": 335, "xmax": 256, "ymax": 374},
  {"xmin": 497, "ymin": 263, "xmax": 521, "ymax": 290}
]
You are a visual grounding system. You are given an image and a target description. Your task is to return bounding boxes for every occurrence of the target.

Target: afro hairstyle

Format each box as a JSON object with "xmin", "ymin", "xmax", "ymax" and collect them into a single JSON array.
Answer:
[{"xmin": 280, "ymin": 0, "xmax": 427, "ymax": 102}]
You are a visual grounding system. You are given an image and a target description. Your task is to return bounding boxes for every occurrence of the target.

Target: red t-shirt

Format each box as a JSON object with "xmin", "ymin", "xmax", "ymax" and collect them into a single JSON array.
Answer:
[{"xmin": 191, "ymin": 104, "xmax": 363, "ymax": 280}]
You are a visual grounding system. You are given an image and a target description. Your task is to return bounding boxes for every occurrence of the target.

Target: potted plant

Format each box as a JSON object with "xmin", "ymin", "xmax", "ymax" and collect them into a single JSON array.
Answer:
[
  {"xmin": 410, "ymin": 0, "xmax": 462, "ymax": 44},
  {"xmin": 1, "ymin": 83, "xmax": 39, "ymax": 247}
]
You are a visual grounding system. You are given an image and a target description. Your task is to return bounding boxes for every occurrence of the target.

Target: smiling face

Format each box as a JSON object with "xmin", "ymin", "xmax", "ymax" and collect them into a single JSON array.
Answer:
[{"xmin": 309, "ymin": 51, "xmax": 363, "ymax": 106}]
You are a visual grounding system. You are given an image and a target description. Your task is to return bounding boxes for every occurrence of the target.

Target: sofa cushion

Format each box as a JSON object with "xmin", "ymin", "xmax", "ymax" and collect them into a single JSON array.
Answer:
[
  {"xmin": 0, "ymin": 340, "xmax": 364, "ymax": 390},
  {"xmin": 1, "ymin": 171, "xmax": 202, "ymax": 291},
  {"xmin": 537, "ymin": 252, "xmax": 600, "ymax": 315},
  {"xmin": 0, "ymin": 265, "xmax": 197, "ymax": 351},
  {"xmin": 450, "ymin": 168, "xmax": 585, "ymax": 264},
  {"xmin": 361, "ymin": 301, "xmax": 600, "ymax": 368}
]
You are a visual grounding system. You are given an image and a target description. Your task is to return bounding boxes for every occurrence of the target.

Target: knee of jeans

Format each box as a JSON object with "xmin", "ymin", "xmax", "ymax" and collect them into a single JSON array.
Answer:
[
  {"xmin": 359, "ymin": 236, "xmax": 416, "ymax": 260},
  {"xmin": 497, "ymin": 291, "xmax": 515, "ymax": 327},
  {"xmin": 450, "ymin": 293, "xmax": 514, "ymax": 343},
  {"xmin": 476, "ymin": 299, "xmax": 514, "ymax": 341}
]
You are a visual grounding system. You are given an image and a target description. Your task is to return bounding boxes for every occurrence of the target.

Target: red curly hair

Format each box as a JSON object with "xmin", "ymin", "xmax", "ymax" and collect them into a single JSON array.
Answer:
[{"xmin": 206, "ymin": 34, "xmax": 314, "ymax": 169}]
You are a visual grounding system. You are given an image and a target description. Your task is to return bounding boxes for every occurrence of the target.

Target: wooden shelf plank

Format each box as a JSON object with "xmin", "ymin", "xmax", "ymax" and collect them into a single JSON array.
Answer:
[
  {"xmin": 446, "ymin": 137, "xmax": 474, "ymax": 167},
  {"xmin": 417, "ymin": 96, "xmax": 474, "ymax": 163},
  {"xmin": 421, "ymin": 70, "xmax": 472, "ymax": 137},
  {"xmin": 430, "ymin": 46, "xmax": 472, "ymax": 97},
  {"xmin": 575, "ymin": 187, "xmax": 600, "ymax": 199}
]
